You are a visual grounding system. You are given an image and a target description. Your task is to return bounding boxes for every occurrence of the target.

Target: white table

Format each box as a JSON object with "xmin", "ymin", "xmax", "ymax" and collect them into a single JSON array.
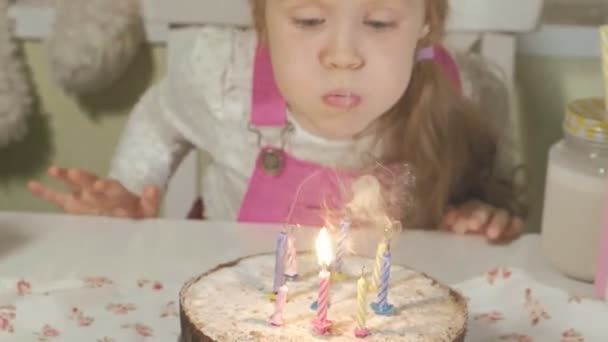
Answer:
[
  {"xmin": 0, "ymin": 211, "xmax": 592, "ymax": 295},
  {"xmin": 0, "ymin": 211, "xmax": 599, "ymax": 341}
]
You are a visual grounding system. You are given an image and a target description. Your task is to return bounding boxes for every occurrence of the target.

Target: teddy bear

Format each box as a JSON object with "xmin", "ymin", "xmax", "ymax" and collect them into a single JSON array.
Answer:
[{"xmin": 0, "ymin": 0, "xmax": 143, "ymax": 147}]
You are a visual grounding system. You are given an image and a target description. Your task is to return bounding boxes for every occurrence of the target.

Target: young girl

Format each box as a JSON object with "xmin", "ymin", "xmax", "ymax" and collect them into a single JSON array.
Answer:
[{"xmin": 28, "ymin": 0, "xmax": 525, "ymax": 243}]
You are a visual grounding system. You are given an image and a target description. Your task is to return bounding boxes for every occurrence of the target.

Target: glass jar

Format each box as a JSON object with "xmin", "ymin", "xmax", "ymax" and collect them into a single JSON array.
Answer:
[{"xmin": 541, "ymin": 98, "xmax": 608, "ymax": 282}]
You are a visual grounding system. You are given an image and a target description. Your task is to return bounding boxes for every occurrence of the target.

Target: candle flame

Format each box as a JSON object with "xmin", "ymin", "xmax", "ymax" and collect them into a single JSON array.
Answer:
[{"xmin": 316, "ymin": 227, "xmax": 333, "ymax": 266}]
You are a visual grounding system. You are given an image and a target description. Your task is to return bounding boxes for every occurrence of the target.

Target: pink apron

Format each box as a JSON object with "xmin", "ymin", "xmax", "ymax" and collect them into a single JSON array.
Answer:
[
  {"xmin": 236, "ymin": 44, "xmax": 354, "ymax": 226},
  {"xmin": 189, "ymin": 44, "xmax": 461, "ymax": 226}
]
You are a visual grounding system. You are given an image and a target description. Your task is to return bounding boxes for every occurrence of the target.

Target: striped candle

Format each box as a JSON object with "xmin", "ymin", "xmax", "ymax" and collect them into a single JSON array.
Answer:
[
  {"xmin": 370, "ymin": 242, "xmax": 387, "ymax": 292},
  {"xmin": 371, "ymin": 250, "xmax": 395, "ymax": 315},
  {"xmin": 273, "ymin": 231, "xmax": 288, "ymax": 293},
  {"xmin": 334, "ymin": 219, "xmax": 351, "ymax": 274},
  {"xmin": 376, "ymin": 251, "xmax": 391, "ymax": 307},
  {"xmin": 269, "ymin": 284, "xmax": 288, "ymax": 326},
  {"xmin": 317, "ymin": 268, "xmax": 330, "ymax": 321},
  {"xmin": 312, "ymin": 267, "xmax": 333, "ymax": 335},
  {"xmin": 354, "ymin": 268, "xmax": 371, "ymax": 338},
  {"xmin": 284, "ymin": 232, "xmax": 298, "ymax": 280},
  {"xmin": 602, "ymin": 25, "xmax": 608, "ymax": 114},
  {"xmin": 312, "ymin": 228, "xmax": 333, "ymax": 335}
]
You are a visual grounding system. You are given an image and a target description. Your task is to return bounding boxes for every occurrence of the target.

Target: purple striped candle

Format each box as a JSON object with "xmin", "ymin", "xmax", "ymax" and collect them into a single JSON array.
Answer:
[{"xmin": 273, "ymin": 231, "xmax": 288, "ymax": 293}]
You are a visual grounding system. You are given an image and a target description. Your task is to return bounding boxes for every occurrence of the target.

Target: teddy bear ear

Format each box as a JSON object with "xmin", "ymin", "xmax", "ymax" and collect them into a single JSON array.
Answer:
[
  {"xmin": 0, "ymin": 0, "xmax": 34, "ymax": 147},
  {"xmin": 47, "ymin": 0, "xmax": 144, "ymax": 95}
]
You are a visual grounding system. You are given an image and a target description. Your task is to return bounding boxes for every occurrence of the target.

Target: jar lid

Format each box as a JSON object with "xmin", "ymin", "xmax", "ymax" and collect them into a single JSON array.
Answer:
[{"xmin": 564, "ymin": 98, "xmax": 608, "ymax": 143}]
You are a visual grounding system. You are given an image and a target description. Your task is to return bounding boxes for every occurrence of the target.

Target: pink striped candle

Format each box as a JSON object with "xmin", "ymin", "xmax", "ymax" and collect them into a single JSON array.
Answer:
[
  {"xmin": 284, "ymin": 232, "xmax": 298, "ymax": 280},
  {"xmin": 316, "ymin": 268, "xmax": 330, "ymax": 321},
  {"xmin": 269, "ymin": 284, "xmax": 288, "ymax": 326},
  {"xmin": 312, "ymin": 227, "xmax": 333, "ymax": 335}
]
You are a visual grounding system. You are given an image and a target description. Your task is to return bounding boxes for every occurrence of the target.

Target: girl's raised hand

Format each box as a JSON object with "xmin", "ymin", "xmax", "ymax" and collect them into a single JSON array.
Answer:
[{"xmin": 28, "ymin": 166, "xmax": 160, "ymax": 219}]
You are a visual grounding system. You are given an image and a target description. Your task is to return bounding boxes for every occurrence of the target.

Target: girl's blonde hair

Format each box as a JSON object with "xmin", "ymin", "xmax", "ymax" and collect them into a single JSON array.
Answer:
[{"xmin": 250, "ymin": 0, "xmax": 525, "ymax": 227}]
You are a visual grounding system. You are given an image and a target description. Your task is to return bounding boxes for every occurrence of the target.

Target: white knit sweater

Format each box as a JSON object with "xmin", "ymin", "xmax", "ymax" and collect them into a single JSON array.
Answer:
[{"xmin": 109, "ymin": 25, "xmax": 512, "ymax": 221}]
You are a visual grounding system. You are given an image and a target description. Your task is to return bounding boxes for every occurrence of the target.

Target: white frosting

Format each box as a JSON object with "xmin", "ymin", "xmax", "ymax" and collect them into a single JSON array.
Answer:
[{"xmin": 181, "ymin": 254, "xmax": 466, "ymax": 342}]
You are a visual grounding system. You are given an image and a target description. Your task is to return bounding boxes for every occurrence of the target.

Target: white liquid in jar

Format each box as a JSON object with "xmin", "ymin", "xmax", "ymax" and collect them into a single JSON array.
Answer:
[{"xmin": 541, "ymin": 159, "xmax": 606, "ymax": 282}]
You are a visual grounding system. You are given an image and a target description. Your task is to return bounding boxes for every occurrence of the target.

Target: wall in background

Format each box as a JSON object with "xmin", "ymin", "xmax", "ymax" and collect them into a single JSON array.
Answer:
[
  {"xmin": 0, "ymin": 41, "xmax": 167, "ymax": 213},
  {"xmin": 517, "ymin": 55, "xmax": 603, "ymax": 232}
]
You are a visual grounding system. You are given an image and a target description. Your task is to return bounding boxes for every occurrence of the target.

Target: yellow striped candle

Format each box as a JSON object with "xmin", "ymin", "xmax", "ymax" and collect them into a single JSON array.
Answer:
[
  {"xmin": 369, "ymin": 242, "xmax": 387, "ymax": 292},
  {"xmin": 601, "ymin": 25, "xmax": 608, "ymax": 115},
  {"xmin": 354, "ymin": 268, "xmax": 371, "ymax": 338}
]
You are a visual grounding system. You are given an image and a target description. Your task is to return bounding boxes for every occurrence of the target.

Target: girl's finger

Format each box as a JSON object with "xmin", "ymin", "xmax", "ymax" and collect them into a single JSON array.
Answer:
[
  {"xmin": 112, "ymin": 207, "xmax": 131, "ymax": 218},
  {"xmin": 441, "ymin": 207, "xmax": 459, "ymax": 230},
  {"xmin": 62, "ymin": 197, "xmax": 102, "ymax": 216},
  {"xmin": 485, "ymin": 209, "xmax": 511, "ymax": 242},
  {"xmin": 66, "ymin": 169, "xmax": 99, "ymax": 189},
  {"xmin": 28, "ymin": 181, "xmax": 72, "ymax": 208},
  {"xmin": 140, "ymin": 185, "xmax": 160, "ymax": 218},
  {"xmin": 79, "ymin": 188, "xmax": 110, "ymax": 209},
  {"xmin": 451, "ymin": 217, "xmax": 470, "ymax": 235},
  {"xmin": 500, "ymin": 217, "xmax": 524, "ymax": 243},
  {"xmin": 47, "ymin": 167, "xmax": 99, "ymax": 190},
  {"xmin": 95, "ymin": 179, "xmax": 133, "ymax": 200},
  {"xmin": 466, "ymin": 202, "xmax": 495, "ymax": 232}
]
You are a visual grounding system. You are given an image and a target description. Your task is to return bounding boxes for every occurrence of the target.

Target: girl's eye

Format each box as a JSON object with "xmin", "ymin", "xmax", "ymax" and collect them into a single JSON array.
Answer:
[
  {"xmin": 292, "ymin": 18, "xmax": 326, "ymax": 28},
  {"xmin": 365, "ymin": 20, "xmax": 397, "ymax": 30}
]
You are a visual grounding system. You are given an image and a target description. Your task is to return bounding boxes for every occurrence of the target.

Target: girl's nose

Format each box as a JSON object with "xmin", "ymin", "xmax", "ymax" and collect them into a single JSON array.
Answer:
[{"xmin": 320, "ymin": 29, "xmax": 364, "ymax": 70}]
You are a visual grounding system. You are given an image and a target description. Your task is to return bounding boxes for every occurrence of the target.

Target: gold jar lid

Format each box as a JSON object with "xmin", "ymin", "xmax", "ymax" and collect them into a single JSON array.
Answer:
[{"xmin": 563, "ymin": 98, "xmax": 608, "ymax": 143}]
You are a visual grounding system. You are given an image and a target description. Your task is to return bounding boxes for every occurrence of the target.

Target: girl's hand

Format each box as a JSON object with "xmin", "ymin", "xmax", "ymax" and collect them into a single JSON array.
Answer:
[
  {"xmin": 28, "ymin": 166, "xmax": 160, "ymax": 219},
  {"xmin": 441, "ymin": 200, "xmax": 523, "ymax": 244}
]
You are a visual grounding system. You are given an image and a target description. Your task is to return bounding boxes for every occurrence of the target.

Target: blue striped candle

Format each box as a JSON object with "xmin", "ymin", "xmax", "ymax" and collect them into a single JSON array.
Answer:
[{"xmin": 371, "ymin": 249, "xmax": 394, "ymax": 315}]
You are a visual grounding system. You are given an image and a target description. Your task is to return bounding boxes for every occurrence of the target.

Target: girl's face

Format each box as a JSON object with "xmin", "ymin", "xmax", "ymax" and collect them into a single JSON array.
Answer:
[{"xmin": 264, "ymin": 0, "xmax": 426, "ymax": 140}]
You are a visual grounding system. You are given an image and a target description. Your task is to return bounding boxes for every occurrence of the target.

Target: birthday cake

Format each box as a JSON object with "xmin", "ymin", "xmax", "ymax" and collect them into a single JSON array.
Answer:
[{"xmin": 178, "ymin": 251, "xmax": 467, "ymax": 341}]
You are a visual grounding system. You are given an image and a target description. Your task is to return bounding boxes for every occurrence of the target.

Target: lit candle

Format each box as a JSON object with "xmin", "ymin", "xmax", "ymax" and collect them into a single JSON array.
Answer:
[
  {"xmin": 355, "ymin": 267, "xmax": 371, "ymax": 338},
  {"xmin": 371, "ymin": 246, "xmax": 395, "ymax": 316},
  {"xmin": 333, "ymin": 218, "xmax": 351, "ymax": 274},
  {"xmin": 284, "ymin": 227, "xmax": 298, "ymax": 281},
  {"xmin": 312, "ymin": 227, "xmax": 333, "ymax": 335},
  {"xmin": 269, "ymin": 284, "xmax": 288, "ymax": 326},
  {"xmin": 272, "ymin": 230, "xmax": 288, "ymax": 297}
]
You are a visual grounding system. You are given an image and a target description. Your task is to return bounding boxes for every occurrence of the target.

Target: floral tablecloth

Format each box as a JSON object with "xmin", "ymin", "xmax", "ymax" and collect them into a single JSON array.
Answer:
[
  {"xmin": 0, "ymin": 276, "xmax": 182, "ymax": 342},
  {"xmin": 0, "ymin": 268, "xmax": 605, "ymax": 341},
  {"xmin": 453, "ymin": 268, "xmax": 607, "ymax": 342}
]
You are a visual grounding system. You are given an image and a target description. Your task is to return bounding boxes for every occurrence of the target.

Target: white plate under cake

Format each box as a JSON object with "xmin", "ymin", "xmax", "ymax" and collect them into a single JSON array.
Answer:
[{"xmin": 179, "ymin": 253, "xmax": 467, "ymax": 342}]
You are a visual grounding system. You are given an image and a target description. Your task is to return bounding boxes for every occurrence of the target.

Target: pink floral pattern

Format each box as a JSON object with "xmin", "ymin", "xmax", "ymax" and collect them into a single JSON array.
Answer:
[
  {"xmin": 16, "ymin": 280, "xmax": 31, "ymax": 296},
  {"xmin": 106, "ymin": 303, "xmax": 137, "ymax": 315},
  {"xmin": 0, "ymin": 305, "xmax": 16, "ymax": 334},
  {"xmin": 486, "ymin": 268, "xmax": 512, "ymax": 285},
  {"xmin": 34, "ymin": 325, "xmax": 60, "ymax": 341},
  {"xmin": 474, "ymin": 310, "xmax": 504, "ymax": 324},
  {"xmin": 524, "ymin": 288, "xmax": 551, "ymax": 326},
  {"xmin": 561, "ymin": 329, "xmax": 584, "ymax": 342},
  {"xmin": 69, "ymin": 307, "xmax": 94, "ymax": 327},
  {"xmin": 137, "ymin": 279, "xmax": 164, "ymax": 291},
  {"xmin": 83, "ymin": 277, "xmax": 114, "ymax": 288},
  {"xmin": 121, "ymin": 323, "xmax": 153, "ymax": 337}
]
